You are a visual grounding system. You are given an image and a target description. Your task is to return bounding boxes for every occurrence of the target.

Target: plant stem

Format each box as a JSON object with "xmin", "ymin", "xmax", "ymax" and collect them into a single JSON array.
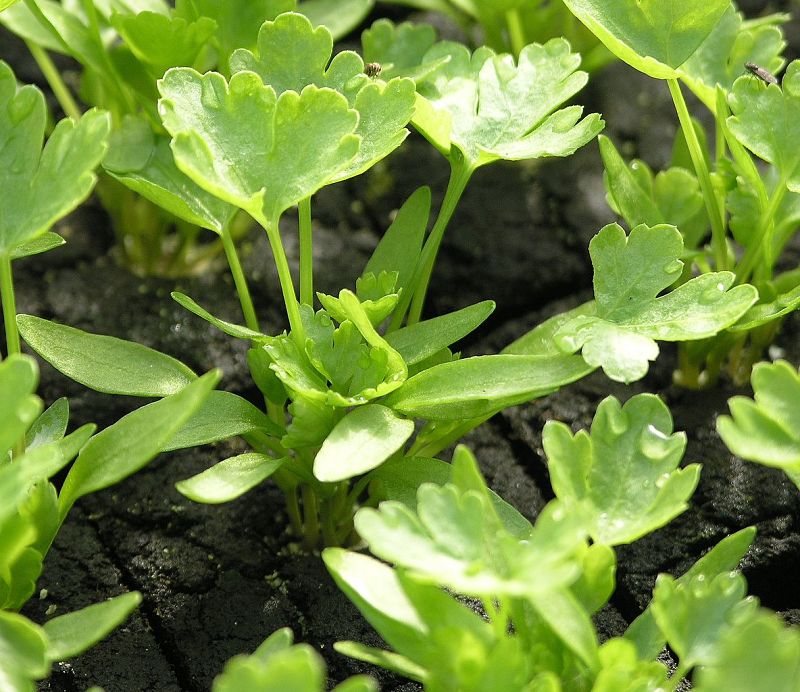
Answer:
[
  {"xmin": 301, "ymin": 485, "xmax": 320, "ymax": 550},
  {"xmin": 220, "ymin": 217, "xmax": 259, "ymax": 332},
  {"xmin": 505, "ymin": 9, "xmax": 526, "ymax": 55},
  {"xmin": 0, "ymin": 254, "xmax": 20, "ymax": 359},
  {"xmin": 298, "ymin": 197, "xmax": 314, "ymax": 306},
  {"xmin": 261, "ymin": 214, "xmax": 305, "ymax": 346},
  {"xmin": 25, "ymin": 41, "xmax": 82, "ymax": 121},
  {"xmin": 399, "ymin": 159, "xmax": 473, "ymax": 328},
  {"xmin": 667, "ymin": 79, "xmax": 728, "ymax": 271},
  {"xmin": 735, "ymin": 180, "xmax": 788, "ymax": 285}
]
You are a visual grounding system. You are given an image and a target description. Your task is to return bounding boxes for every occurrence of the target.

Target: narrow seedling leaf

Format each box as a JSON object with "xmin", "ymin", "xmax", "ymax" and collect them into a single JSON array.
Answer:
[
  {"xmin": 0, "ymin": 355, "xmax": 40, "ymax": 461},
  {"xmin": 26, "ymin": 398, "xmax": 68, "ymax": 450},
  {"xmin": 385, "ymin": 300, "xmax": 495, "ymax": 365},
  {"xmin": 384, "ymin": 353, "xmax": 594, "ymax": 420},
  {"xmin": 171, "ymin": 292, "xmax": 264, "ymax": 340},
  {"xmin": 164, "ymin": 390, "xmax": 284, "ymax": 451},
  {"xmin": 0, "ymin": 610, "xmax": 48, "ymax": 679},
  {"xmin": 43, "ymin": 592, "xmax": 142, "ymax": 662},
  {"xmin": 554, "ymin": 224, "xmax": 758, "ymax": 383},
  {"xmin": 59, "ymin": 370, "xmax": 220, "ymax": 514},
  {"xmin": 17, "ymin": 315, "xmax": 197, "ymax": 397},
  {"xmin": 313, "ymin": 404, "xmax": 414, "ymax": 482},
  {"xmin": 176, "ymin": 453, "xmax": 287, "ymax": 503},
  {"xmin": 561, "ymin": 0, "xmax": 730, "ymax": 79},
  {"xmin": 10, "ymin": 233, "xmax": 65, "ymax": 260},
  {"xmin": 543, "ymin": 394, "xmax": 699, "ymax": 545}
]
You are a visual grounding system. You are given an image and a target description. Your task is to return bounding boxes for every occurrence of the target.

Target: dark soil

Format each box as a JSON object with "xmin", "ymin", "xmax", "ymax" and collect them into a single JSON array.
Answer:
[{"xmin": 4, "ymin": 4, "xmax": 800, "ymax": 690}]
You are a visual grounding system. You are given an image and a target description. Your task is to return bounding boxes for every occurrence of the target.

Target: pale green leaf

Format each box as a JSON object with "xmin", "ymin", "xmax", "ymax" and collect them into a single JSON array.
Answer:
[
  {"xmin": 158, "ymin": 68, "xmax": 360, "ymax": 223},
  {"xmin": 43, "ymin": 592, "xmax": 141, "ymax": 662},
  {"xmin": 171, "ymin": 292, "xmax": 264, "ymax": 340},
  {"xmin": 554, "ymin": 224, "xmax": 758, "ymax": 383},
  {"xmin": 728, "ymin": 60, "xmax": 800, "ymax": 193},
  {"xmin": 0, "ymin": 62, "xmax": 110, "ymax": 253},
  {"xmin": 26, "ymin": 398, "xmax": 68, "ymax": 450},
  {"xmin": 361, "ymin": 19, "xmax": 442, "ymax": 82},
  {"xmin": 0, "ymin": 611, "xmax": 48, "ymax": 679},
  {"xmin": 561, "ymin": 0, "xmax": 730, "ymax": 79},
  {"xmin": 717, "ymin": 360, "xmax": 800, "ymax": 482},
  {"xmin": 299, "ymin": 0, "xmax": 374, "ymax": 41},
  {"xmin": 10, "ymin": 233, "xmax": 65, "ymax": 260},
  {"xmin": 543, "ymin": 394, "xmax": 699, "ymax": 545},
  {"xmin": 0, "ymin": 355, "xmax": 40, "ymax": 461},
  {"xmin": 176, "ymin": 453, "xmax": 287, "ymax": 503},
  {"xmin": 17, "ymin": 315, "xmax": 197, "ymax": 397},
  {"xmin": 414, "ymin": 38, "xmax": 602, "ymax": 168},
  {"xmin": 313, "ymin": 404, "xmax": 413, "ymax": 482}
]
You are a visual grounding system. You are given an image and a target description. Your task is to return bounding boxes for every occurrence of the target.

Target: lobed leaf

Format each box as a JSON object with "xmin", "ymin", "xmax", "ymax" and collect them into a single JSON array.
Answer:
[
  {"xmin": 17, "ymin": 315, "xmax": 197, "ymax": 397},
  {"xmin": 158, "ymin": 68, "xmax": 360, "ymax": 224},
  {"xmin": 361, "ymin": 19, "xmax": 441, "ymax": 82},
  {"xmin": 554, "ymin": 224, "xmax": 758, "ymax": 383},
  {"xmin": 728, "ymin": 60, "xmax": 800, "ymax": 193},
  {"xmin": 230, "ymin": 12, "xmax": 416, "ymax": 183},
  {"xmin": 543, "ymin": 394, "xmax": 698, "ymax": 545},
  {"xmin": 0, "ymin": 355, "xmax": 40, "ymax": 462},
  {"xmin": 413, "ymin": 39, "xmax": 603, "ymax": 169},
  {"xmin": 561, "ymin": 0, "xmax": 729, "ymax": 79},
  {"xmin": 0, "ymin": 61, "xmax": 110, "ymax": 254},
  {"xmin": 717, "ymin": 360, "xmax": 800, "ymax": 484}
]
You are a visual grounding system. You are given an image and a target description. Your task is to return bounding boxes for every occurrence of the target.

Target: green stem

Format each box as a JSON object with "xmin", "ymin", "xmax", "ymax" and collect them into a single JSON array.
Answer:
[
  {"xmin": 25, "ymin": 41, "xmax": 82, "ymax": 121},
  {"xmin": 301, "ymin": 485, "xmax": 320, "ymax": 550},
  {"xmin": 298, "ymin": 197, "xmax": 314, "ymax": 306},
  {"xmin": 667, "ymin": 79, "xmax": 728, "ymax": 271},
  {"xmin": 505, "ymin": 9, "xmax": 526, "ymax": 55},
  {"xmin": 0, "ymin": 255, "xmax": 20, "ymax": 359},
  {"xmin": 220, "ymin": 217, "xmax": 259, "ymax": 332},
  {"xmin": 735, "ymin": 180, "xmax": 788, "ymax": 285},
  {"xmin": 261, "ymin": 214, "xmax": 305, "ymax": 346},
  {"xmin": 397, "ymin": 159, "xmax": 473, "ymax": 328}
]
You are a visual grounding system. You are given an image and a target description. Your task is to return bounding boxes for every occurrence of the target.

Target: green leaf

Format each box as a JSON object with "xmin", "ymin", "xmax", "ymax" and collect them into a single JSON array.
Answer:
[
  {"xmin": 386, "ymin": 300, "xmax": 494, "ymax": 366},
  {"xmin": 413, "ymin": 39, "xmax": 602, "ymax": 169},
  {"xmin": 678, "ymin": 6, "xmax": 786, "ymax": 112},
  {"xmin": 313, "ymin": 404, "xmax": 413, "ymax": 482},
  {"xmin": 213, "ymin": 643, "xmax": 325, "ymax": 692},
  {"xmin": 158, "ymin": 67, "xmax": 359, "ymax": 223},
  {"xmin": 728, "ymin": 61, "xmax": 800, "ymax": 193},
  {"xmin": 694, "ymin": 608, "xmax": 800, "ymax": 692},
  {"xmin": 728, "ymin": 282, "xmax": 800, "ymax": 332},
  {"xmin": 176, "ymin": 453, "xmax": 287, "ymax": 503},
  {"xmin": 164, "ymin": 390, "xmax": 283, "ymax": 451},
  {"xmin": 59, "ymin": 370, "xmax": 220, "ymax": 514},
  {"xmin": 230, "ymin": 12, "xmax": 415, "ymax": 182},
  {"xmin": 43, "ymin": 592, "xmax": 141, "ymax": 662},
  {"xmin": 26, "ymin": 398, "xmax": 68, "ymax": 450},
  {"xmin": 553, "ymin": 224, "xmax": 758, "ymax": 383},
  {"xmin": 0, "ymin": 445, "xmax": 68, "ymax": 526},
  {"xmin": 174, "ymin": 0, "xmax": 295, "ymax": 72},
  {"xmin": 104, "ymin": 117, "xmax": 234, "ymax": 233},
  {"xmin": 544, "ymin": 394, "xmax": 699, "ymax": 545},
  {"xmin": 717, "ymin": 361, "xmax": 800, "ymax": 482},
  {"xmin": 363, "ymin": 186, "xmax": 430, "ymax": 297},
  {"xmin": 592, "ymin": 638, "xmax": 669, "ymax": 692},
  {"xmin": 0, "ymin": 611, "xmax": 48, "ymax": 679},
  {"xmin": 369, "ymin": 455, "xmax": 532, "ymax": 539},
  {"xmin": 600, "ymin": 135, "xmax": 706, "ymax": 247},
  {"xmin": 171, "ymin": 292, "xmax": 265, "ymax": 340},
  {"xmin": 10, "ymin": 233, "xmax": 65, "ymax": 260},
  {"xmin": 333, "ymin": 641, "xmax": 425, "ymax": 682},
  {"xmin": 111, "ymin": 10, "xmax": 217, "ymax": 77},
  {"xmin": 0, "ymin": 61, "xmax": 110, "ymax": 253},
  {"xmin": 0, "ymin": 1, "xmax": 21, "ymax": 12},
  {"xmin": 384, "ymin": 353, "xmax": 594, "ymax": 420},
  {"xmin": 561, "ymin": 0, "xmax": 730, "ymax": 79},
  {"xmin": 299, "ymin": 0, "xmax": 374, "ymax": 41},
  {"xmin": 0, "ymin": 355, "xmax": 40, "ymax": 462},
  {"xmin": 652, "ymin": 571, "xmax": 748, "ymax": 669},
  {"xmin": 17, "ymin": 315, "xmax": 197, "ymax": 397},
  {"xmin": 624, "ymin": 527, "xmax": 755, "ymax": 660},
  {"xmin": 361, "ymin": 19, "xmax": 442, "ymax": 82}
]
